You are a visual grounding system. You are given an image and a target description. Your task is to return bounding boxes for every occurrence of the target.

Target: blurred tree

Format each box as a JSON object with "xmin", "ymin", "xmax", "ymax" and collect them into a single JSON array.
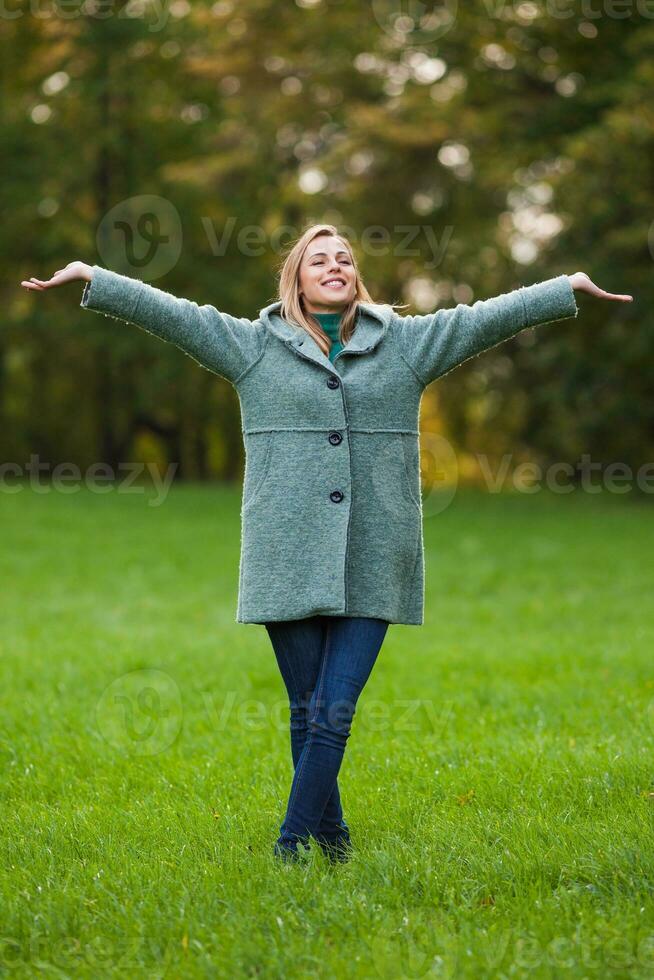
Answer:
[{"xmin": 2, "ymin": 0, "xmax": 650, "ymax": 483}]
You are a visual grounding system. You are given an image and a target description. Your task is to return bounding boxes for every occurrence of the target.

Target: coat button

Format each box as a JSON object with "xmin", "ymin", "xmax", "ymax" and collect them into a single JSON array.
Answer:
[
  {"xmin": 330, "ymin": 490, "xmax": 344, "ymax": 503},
  {"xmin": 327, "ymin": 375, "xmax": 340, "ymax": 389},
  {"xmin": 328, "ymin": 431, "xmax": 342, "ymax": 445}
]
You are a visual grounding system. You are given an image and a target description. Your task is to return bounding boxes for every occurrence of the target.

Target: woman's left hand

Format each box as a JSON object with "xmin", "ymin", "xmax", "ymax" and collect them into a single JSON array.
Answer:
[{"xmin": 568, "ymin": 272, "xmax": 633, "ymax": 302}]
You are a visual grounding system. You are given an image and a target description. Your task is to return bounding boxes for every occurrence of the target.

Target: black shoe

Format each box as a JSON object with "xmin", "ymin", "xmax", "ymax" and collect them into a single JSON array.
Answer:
[
  {"xmin": 273, "ymin": 839, "xmax": 311, "ymax": 864},
  {"xmin": 315, "ymin": 833, "xmax": 353, "ymax": 864}
]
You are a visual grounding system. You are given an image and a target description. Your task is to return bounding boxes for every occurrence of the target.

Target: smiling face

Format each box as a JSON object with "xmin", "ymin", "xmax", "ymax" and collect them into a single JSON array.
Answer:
[{"xmin": 298, "ymin": 234, "xmax": 356, "ymax": 313}]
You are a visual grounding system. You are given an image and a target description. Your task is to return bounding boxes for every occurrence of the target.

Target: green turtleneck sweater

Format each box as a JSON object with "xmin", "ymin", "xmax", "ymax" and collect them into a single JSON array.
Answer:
[{"xmin": 313, "ymin": 311, "xmax": 344, "ymax": 363}]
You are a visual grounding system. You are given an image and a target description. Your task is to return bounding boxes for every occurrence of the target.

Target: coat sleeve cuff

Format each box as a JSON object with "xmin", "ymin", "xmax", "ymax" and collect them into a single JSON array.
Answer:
[
  {"xmin": 518, "ymin": 273, "xmax": 579, "ymax": 327},
  {"xmin": 80, "ymin": 265, "xmax": 145, "ymax": 323}
]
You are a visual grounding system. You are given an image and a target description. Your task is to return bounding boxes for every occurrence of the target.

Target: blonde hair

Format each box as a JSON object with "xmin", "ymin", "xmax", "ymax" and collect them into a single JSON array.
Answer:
[{"xmin": 274, "ymin": 224, "xmax": 397, "ymax": 357}]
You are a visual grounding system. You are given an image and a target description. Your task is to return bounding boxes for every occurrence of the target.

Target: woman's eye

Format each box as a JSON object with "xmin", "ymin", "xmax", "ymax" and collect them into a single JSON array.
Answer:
[{"xmin": 311, "ymin": 258, "xmax": 351, "ymax": 267}]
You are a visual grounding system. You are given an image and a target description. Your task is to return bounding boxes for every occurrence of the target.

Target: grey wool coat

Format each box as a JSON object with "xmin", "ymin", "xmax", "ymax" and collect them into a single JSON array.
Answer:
[{"xmin": 81, "ymin": 267, "xmax": 578, "ymax": 626}]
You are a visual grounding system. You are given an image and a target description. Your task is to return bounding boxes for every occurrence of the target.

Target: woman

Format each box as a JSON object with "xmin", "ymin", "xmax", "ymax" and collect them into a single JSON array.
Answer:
[{"xmin": 21, "ymin": 224, "xmax": 632, "ymax": 864}]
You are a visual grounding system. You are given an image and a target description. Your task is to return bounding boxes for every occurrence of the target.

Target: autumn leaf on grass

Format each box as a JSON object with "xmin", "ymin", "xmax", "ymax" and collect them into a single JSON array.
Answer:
[{"xmin": 455, "ymin": 788, "xmax": 475, "ymax": 806}]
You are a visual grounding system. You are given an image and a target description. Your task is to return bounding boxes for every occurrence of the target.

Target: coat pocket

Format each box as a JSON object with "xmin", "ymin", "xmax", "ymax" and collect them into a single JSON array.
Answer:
[
  {"xmin": 242, "ymin": 431, "xmax": 274, "ymax": 512},
  {"xmin": 396, "ymin": 432, "xmax": 422, "ymax": 514}
]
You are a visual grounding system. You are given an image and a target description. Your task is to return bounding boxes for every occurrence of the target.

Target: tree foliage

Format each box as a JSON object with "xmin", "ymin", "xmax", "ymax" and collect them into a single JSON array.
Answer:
[{"xmin": 2, "ymin": 1, "xmax": 650, "ymax": 480}]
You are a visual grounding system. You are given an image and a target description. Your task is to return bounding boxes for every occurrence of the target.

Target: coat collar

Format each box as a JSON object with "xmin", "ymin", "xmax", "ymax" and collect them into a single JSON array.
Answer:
[{"xmin": 257, "ymin": 300, "xmax": 393, "ymax": 372}]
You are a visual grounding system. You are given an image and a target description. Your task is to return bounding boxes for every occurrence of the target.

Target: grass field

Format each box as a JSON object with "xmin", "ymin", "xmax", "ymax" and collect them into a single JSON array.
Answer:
[{"xmin": 1, "ymin": 482, "xmax": 653, "ymax": 978}]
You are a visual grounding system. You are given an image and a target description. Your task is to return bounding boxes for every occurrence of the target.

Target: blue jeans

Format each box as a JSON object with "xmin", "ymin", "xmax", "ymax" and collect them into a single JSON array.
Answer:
[{"xmin": 264, "ymin": 615, "xmax": 389, "ymax": 860}]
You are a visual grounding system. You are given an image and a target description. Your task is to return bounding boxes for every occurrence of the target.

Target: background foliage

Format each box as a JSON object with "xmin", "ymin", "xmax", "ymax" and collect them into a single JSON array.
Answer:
[{"xmin": 2, "ymin": 0, "xmax": 650, "ymax": 481}]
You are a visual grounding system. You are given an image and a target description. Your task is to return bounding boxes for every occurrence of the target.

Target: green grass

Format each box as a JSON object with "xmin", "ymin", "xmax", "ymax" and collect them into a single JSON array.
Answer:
[{"xmin": 1, "ymin": 483, "xmax": 653, "ymax": 978}]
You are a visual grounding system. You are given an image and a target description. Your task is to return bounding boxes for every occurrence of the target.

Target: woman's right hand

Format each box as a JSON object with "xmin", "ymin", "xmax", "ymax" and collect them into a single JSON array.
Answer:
[{"xmin": 20, "ymin": 261, "xmax": 93, "ymax": 291}]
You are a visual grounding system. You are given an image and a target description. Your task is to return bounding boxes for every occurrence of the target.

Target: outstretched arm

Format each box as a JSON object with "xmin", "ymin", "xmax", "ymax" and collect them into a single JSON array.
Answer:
[
  {"xmin": 395, "ymin": 271, "xmax": 633, "ymax": 388},
  {"xmin": 21, "ymin": 261, "xmax": 265, "ymax": 385}
]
